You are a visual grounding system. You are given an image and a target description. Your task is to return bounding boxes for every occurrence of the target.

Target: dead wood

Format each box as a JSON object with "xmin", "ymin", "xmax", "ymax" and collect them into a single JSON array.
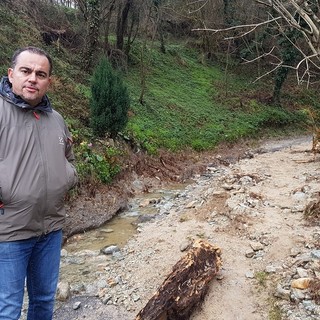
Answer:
[{"xmin": 135, "ymin": 239, "xmax": 222, "ymax": 320}]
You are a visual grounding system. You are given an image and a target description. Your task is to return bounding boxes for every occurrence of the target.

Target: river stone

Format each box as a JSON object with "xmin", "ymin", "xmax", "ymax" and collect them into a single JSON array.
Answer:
[
  {"xmin": 73, "ymin": 301, "xmax": 81, "ymax": 310},
  {"xmin": 135, "ymin": 214, "xmax": 156, "ymax": 224},
  {"xmin": 185, "ymin": 200, "xmax": 197, "ymax": 208},
  {"xmin": 100, "ymin": 228, "xmax": 114, "ymax": 233},
  {"xmin": 265, "ymin": 265, "xmax": 277, "ymax": 273},
  {"xmin": 291, "ymin": 288, "xmax": 307, "ymax": 301},
  {"xmin": 291, "ymin": 278, "xmax": 312, "ymax": 289},
  {"xmin": 139, "ymin": 199, "xmax": 151, "ymax": 207},
  {"xmin": 60, "ymin": 248, "xmax": 68, "ymax": 257},
  {"xmin": 292, "ymin": 191, "xmax": 307, "ymax": 202},
  {"xmin": 56, "ymin": 281, "xmax": 71, "ymax": 301},
  {"xmin": 245, "ymin": 249, "xmax": 255, "ymax": 258},
  {"xmin": 159, "ymin": 202, "xmax": 174, "ymax": 214},
  {"xmin": 64, "ymin": 256, "xmax": 85, "ymax": 265},
  {"xmin": 76, "ymin": 249, "xmax": 100, "ymax": 257},
  {"xmin": 250, "ymin": 242, "xmax": 264, "ymax": 251},
  {"xmin": 311, "ymin": 250, "xmax": 320, "ymax": 260},
  {"xmin": 296, "ymin": 267, "xmax": 309, "ymax": 278},
  {"xmin": 290, "ymin": 247, "xmax": 301, "ymax": 257},
  {"xmin": 291, "ymin": 205, "xmax": 305, "ymax": 213},
  {"xmin": 221, "ymin": 183, "xmax": 234, "ymax": 190},
  {"xmin": 102, "ymin": 294, "xmax": 112, "ymax": 304},
  {"xmin": 101, "ymin": 245, "xmax": 120, "ymax": 255},
  {"xmin": 179, "ymin": 241, "xmax": 190, "ymax": 252},
  {"xmin": 70, "ymin": 283, "xmax": 85, "ymax": 294},
  {"xmin": 274, "ymin": 283, "xmax": 291, "ymax": 300},
  {"xmin": 239, "ymin": 175, "xmax": 254, "ymax": 185},
  {"xmin": 132, "ymin": 179, "xmax": 144, "ymax": 192}
]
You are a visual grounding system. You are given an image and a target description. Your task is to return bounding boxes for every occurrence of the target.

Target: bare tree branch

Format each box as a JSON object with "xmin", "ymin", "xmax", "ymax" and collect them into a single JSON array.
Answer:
[
  {"xmin": 192, "ymin": 17, "xmax": 282, "ymax": 37},
  {"xmin": 242, "ymin": 46, "xmax": 277, "ymax": 64},
  {"xmin": 192, "ymin": 0, "xmax": 320, "ymax": 86},
  {"xmin": 253, "ymin": 63, "xmax": 282, "ymax": 82},
  {"xmin": 187, "ymin": 0, "xmax": 210, "ymax": 14}
]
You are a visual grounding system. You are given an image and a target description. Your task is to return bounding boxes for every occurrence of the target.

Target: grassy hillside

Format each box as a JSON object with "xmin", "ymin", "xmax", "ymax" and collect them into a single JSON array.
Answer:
[
  {"xmin": 0, "ymin": 2, "xmax": 317, "ymax": 187},
  {"xmin": 124, "ymin": 43, "xmax": 308, "ymax": 153}
]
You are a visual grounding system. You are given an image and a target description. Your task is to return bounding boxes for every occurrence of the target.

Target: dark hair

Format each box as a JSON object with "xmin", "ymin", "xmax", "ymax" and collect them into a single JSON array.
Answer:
[{"xmin": 11, "ymin": 46, "xmax": 53, "ymax": 76}]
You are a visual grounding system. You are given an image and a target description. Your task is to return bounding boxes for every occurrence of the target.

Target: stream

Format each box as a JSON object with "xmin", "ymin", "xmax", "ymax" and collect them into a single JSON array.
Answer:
[
  {"xmin": 63, "ymin": 184, "xmax": 189, "ymax": 251},
  {"xmin": 59, "ymin": 182, "xmax": 191, "ymax": 285}
]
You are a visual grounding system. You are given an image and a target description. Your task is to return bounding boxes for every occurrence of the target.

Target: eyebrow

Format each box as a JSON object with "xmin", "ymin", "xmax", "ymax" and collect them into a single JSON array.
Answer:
[{"xmin": 19, "ymin": 67, "xmax": 49, "ymax": 78}]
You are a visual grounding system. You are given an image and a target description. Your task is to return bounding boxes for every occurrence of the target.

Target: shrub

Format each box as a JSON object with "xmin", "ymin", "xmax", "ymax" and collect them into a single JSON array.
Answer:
[
  {"xmin": 75, "ymin": 141, "xmax": 120, "ymax": 186},
  {"xmin": 90, "ymin": 56, "xmax": 130, "ymax": 138}
]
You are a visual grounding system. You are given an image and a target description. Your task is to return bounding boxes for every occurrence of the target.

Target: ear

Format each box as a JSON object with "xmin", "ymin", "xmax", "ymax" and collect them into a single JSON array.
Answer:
[{"xmin": 7, "ymin": 68, "xmax": 13, "ymax": 84}]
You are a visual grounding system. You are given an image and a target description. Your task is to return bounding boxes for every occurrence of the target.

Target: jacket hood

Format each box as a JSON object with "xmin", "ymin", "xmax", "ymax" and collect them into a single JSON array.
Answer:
[{"xmin": 0, "ymin": 76, "xmax": 53, "ymax": 113}]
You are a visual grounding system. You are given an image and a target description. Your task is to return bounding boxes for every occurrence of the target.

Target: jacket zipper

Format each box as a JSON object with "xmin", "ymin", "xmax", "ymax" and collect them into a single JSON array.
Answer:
[
  {"xmin": 33, "ymin": 111, "xmax": 47, "ymax": 234},
  {"xmin": 33, "ymin": 111, "xmax": 40, "ymax": 120}
]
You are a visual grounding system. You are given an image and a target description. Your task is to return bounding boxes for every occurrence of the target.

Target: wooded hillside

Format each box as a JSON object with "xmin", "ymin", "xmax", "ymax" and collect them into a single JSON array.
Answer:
[
  {"xmin": 1, "ymin": 0, "xmax": 319, "ymax": 191},
  {"xmin": 4, "ymin": 0, "xmax": 320, "ymax": 101}
]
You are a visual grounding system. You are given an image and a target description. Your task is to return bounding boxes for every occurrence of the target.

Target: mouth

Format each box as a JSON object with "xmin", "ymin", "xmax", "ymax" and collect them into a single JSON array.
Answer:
[{"xmin": 24, "ymin": 86, "xmax": 38, "ymax": 93}]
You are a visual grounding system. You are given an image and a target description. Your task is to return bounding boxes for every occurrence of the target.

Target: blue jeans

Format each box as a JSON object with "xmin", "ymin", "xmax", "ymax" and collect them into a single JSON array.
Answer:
[{"xmin": 0, "ymin": 230, "xmax": 62, "ymax": 320}]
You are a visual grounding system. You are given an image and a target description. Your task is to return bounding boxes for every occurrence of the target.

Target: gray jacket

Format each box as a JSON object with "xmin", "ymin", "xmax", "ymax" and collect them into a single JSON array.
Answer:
[{"xmin": 0, "ymin": 76, "xmax": 77, "ymax": 241}]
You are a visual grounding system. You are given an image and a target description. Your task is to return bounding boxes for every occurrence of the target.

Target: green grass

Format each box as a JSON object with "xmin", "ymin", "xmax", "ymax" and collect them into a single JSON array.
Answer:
[
  {"xmin": 269, "ymin": 303, "xmax": 282, "ymax": 320},
  {"xmin": 255, "ymin": 271, "xmax": 268, "ymax": 287},
  {"xmin": 123, "ymin": 41, "xmax": 307, "ymax": 153}
]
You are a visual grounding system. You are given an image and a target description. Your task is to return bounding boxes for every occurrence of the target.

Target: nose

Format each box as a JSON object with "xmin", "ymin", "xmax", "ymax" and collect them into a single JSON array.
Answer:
[{"xmin": 28, "ymin": 72, "xmax": 37, "ymax": 82}]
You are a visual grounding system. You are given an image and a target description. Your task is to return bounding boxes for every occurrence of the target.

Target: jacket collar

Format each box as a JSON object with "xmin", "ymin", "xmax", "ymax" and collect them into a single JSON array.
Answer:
[{"xmin": 0, "ymin": 76, "xmax": 53, "ymax": 113}]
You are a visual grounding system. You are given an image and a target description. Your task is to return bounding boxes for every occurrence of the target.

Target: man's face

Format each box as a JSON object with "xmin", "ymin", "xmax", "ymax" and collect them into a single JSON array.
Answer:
[{"xmin": 8, "ymin": 51, "xmax": 51, "ymax": 107}]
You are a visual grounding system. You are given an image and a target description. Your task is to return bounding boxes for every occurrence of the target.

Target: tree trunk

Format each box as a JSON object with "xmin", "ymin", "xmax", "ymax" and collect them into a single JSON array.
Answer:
[
  {"xmin": 103, "ymin": 0, "xmax": 116, "ymax": 53},
  {"xmin": 135, "ymin": 240, "xmax": 222, "ymax": 320},
  {"xmin": 83, "ymin": 0, "xmax": 100, "ymax": 71},
  {"xmin": 272, "ymin": 28, "xmax": 300, "ymax": 106},
  {"xmin": 116, "ymin": 0, "xmax": 133, "ymax": 51}
]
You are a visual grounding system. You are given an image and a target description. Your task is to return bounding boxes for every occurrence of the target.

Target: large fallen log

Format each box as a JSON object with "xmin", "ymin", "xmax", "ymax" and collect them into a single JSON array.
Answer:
[{"xmin": 135, "ymin": 239, "xmax": 222, "ymax": 320}]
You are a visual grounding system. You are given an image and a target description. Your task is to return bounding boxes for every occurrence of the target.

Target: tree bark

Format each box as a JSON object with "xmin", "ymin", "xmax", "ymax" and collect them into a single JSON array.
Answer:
[
  {"xmin": 83, "ymin": 0, "xmax": 100, "ymax": 71},
  {"xmin": 135, "ymin": 240, "xmax": 222, "ymax": 320},
  {"xmin": 116, "ymin": 0, "xmax": 133, "ymax": 51},
  {"xmin": 103, "ymin": 0, "xmax": 116, "ymax": 53}
]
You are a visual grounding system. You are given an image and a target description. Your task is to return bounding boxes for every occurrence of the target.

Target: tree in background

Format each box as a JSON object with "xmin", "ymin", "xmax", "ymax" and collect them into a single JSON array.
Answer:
[
  {"xmin": 272, "ymin": 28, "xmax": 301, "ymax": 106},
  {"xmin": 90, "ymin": 56, "xmax": 130, "ymax": 138},
  {"xmin": 116, "ymin": 0, "xmax": 133, "ymax": 51},
  {"xmin": 81, "ymin": 0, "xmax": 100, "ymax": 70},
  {"xmin": 101, "ymin": 0, "xmax": 116, "ymax": 53}
]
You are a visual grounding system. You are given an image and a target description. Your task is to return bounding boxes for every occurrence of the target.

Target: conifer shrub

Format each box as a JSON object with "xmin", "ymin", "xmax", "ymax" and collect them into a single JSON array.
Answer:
[{"xmin": 90, "ymin": 56, "xmax": 130, "ymax": 138}]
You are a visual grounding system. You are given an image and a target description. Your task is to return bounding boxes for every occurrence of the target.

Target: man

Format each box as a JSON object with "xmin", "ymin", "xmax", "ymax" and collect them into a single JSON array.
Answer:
[{"xmin": 0, "ymin": 47, "xmax": 77, "ymax": 320}]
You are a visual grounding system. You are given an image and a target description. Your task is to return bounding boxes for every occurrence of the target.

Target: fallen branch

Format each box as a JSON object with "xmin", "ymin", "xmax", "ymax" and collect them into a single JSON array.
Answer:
[{"xmin": 135, "ymin": 239, "xmax": 222, "ymax": 320}]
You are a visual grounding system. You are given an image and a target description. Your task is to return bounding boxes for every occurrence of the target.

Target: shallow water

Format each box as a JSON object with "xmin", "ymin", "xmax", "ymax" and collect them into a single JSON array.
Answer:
[
  {"xmin": 63, "ymin": 215, "xmax": 137, "ymax": 253},
  {"xmin": 62, "ymin": 182, "xmax": 190, "ymax": 253}
]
